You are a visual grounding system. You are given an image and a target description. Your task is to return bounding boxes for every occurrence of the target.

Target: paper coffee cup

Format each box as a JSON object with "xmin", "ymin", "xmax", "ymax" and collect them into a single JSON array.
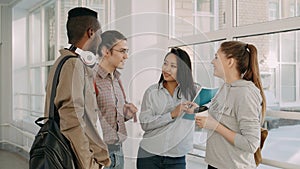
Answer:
[{"xmin": 195, "ymin": 110, "xmax": 208, "ymax": 117}]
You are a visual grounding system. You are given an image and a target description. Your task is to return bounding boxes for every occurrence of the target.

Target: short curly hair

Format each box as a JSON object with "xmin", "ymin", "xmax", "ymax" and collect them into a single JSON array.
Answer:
[{"xmin": 66, "ymin": 15, "xmax": 100, "ymax": 44}]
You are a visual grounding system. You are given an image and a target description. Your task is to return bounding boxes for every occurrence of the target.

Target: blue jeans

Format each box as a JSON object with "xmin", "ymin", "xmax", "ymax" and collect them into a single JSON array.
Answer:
[
  {"xmin": 104, "ymin": 144, "xmax": 124, "ymax": 169},
  {"xmin": 136, "ymin": 147, "xmax": 186, "ymax": 169}
]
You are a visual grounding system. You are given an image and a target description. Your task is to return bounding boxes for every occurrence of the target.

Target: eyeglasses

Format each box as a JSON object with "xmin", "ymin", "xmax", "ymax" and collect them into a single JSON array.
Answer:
[{"xmin": 111, "ymin": 48, "xmax": 129, "ymax": 54}]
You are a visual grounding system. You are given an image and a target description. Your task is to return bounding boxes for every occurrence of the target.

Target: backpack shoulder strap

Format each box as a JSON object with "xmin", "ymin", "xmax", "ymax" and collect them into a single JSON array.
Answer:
[{"xmin": 49, "ymin": 55, "xmax": 77, "ymax": 119}]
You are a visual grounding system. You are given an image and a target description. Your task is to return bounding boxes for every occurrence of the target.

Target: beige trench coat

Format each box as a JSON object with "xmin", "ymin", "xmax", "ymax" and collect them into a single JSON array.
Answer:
[{"xmin": 44, "ymin": 49, "xmax": 110, "ymax": 169}]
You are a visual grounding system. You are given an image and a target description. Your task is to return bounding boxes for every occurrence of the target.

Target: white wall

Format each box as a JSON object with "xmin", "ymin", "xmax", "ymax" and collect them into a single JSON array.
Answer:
[
  {"xmin": 0, "ymin": 5, "xmax": 13, "ymax": 126},
  {"xmin": 0, "ymin": 6, "xmax": 2, "ymax": 126},
  {"xmin": 110, "ymin": 0, "xmax": 169, "ymax": 106},
  {"xmin": 110, "ymin": 1, "xmax": 169, "ymax": 168},
  {"xmin": 12, "ymin": 7, "xmax": 28, "ymax": 122}
]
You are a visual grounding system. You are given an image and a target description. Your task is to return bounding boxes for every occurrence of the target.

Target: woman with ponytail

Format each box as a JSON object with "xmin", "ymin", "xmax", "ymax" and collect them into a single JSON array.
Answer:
[{"xmin": 195, "ymin": 41, "xmax": 266, "ymax": 169}]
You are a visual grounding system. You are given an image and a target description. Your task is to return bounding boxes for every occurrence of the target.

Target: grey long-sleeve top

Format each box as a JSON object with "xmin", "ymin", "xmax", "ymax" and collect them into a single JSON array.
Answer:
[
  {"xmin": 139, "ymin": 83, "xmax": 195, "ymax": 157},
  {"xmin": 205, "ymin": 79, "xmax": 262, "ymax": 169}
]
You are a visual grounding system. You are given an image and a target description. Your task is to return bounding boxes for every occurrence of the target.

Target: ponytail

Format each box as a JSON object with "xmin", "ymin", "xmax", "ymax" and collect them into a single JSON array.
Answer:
[
  {"xmin": 220, "ymin": 41, "xmax": 266, "ymax": 122},
  {"xmin": 243, "ymin": 44, "xmax": 266, "ymax": 122}
]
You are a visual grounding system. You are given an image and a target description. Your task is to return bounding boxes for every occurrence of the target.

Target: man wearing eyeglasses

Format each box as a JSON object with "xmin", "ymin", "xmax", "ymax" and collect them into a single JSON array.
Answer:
[{"xmin": 94, "ymin": 30, "xmax": 138, "ymax": 169}]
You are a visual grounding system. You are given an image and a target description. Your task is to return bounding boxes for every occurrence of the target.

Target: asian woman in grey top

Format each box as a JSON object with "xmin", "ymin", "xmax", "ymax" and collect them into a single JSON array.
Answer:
[
  {"xmin": 137, "ymin": 47, "xmax": 199, "ymax": 169},
  {"xmin": 196, "ymin": 41, "xmax": 266, "ymax": 169}
]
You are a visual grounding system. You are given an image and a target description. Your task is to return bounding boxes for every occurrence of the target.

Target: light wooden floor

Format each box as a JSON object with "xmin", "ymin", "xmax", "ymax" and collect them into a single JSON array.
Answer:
[{"xmin": 0, "ymin": 150, "xmax": 28, "ymax": 169}]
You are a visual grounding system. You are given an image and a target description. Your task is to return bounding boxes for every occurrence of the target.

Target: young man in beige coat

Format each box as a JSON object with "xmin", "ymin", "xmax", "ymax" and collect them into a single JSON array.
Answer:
[{"xmin": 44, "ymin": 7, "xmax": 110, "ymax": 169}]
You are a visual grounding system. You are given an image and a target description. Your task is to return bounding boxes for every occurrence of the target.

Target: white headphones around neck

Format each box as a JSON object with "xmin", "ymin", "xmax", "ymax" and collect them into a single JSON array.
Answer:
[{"xmin": 65, "ymin": 44, "xmax": 97, "ymax": 67}]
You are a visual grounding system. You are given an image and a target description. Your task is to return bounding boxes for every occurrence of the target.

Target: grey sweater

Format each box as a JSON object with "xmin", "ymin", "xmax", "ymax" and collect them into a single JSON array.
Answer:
[{"xmin": 205, "ymin": 79, "xmax": 262, "ymax": 169}]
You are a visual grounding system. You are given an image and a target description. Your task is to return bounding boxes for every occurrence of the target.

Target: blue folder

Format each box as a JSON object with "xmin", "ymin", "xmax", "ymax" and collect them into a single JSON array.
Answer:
[
  {"xmin": 182, "ymin": 87, "xmax": 218, "ymax": 120},
  {"xmin": 194, "ymin": 88, "xmax": 218, "ymax": 106}
]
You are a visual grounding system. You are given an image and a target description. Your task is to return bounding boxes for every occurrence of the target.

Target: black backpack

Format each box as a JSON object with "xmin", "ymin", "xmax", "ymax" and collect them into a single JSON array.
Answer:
[{"xmin": 29, "ymin": 56, "xmax": 77, "ymax": 169}]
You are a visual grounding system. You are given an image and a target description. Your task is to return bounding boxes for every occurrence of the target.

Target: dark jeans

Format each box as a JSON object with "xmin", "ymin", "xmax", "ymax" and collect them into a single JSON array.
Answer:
[
  {"xmin": 136, "ymin": 147, "xmax": 186, "ymax": 169},
  {"xmin": 208, "ymin": 164, "xmax": 218, "ymax": 169}
]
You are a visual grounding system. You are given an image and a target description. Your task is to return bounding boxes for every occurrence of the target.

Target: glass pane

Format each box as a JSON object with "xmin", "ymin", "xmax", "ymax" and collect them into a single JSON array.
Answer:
[
  {"xmin": 13, "ymin": 94, "xmax": 30, "ymax": 121},
  {"xmin": 197, "ymin": 0, "xmax": 214, "ymax": 12},
  {"xmin": 172, "ymin": 0, "xmax": 224, "ymax": 38},
  {"xmin": 41, "ymin": 67, "xmax": 47, "ymax": 93},
  {"xmin": 178, "ymin": 42, "xmax": 221, "ymax": 88},
  {"xmin": 172, "ymin": 0, "xmax": 194, "ymax": 37},
  {"xmin": 281, "ymin": 0, "xmax": 296, "ymax": 19},
  {"xmin": 31, "ymin": 11, "xmax": 41, "ymax": 64},
  {"xmin": 237, "ymin": 1, "xmax": 269, "ymax": 26},
  {"xmin": 298, "ymin": 0, "xmax": 300, "ymax": 16},
  {"xmin": 269, "ymin": 0, "xmax": 279, "ymax": 20},
  {"xmin": 236, "ymin": 35, "xmax": 271, "ymax": 70},
  {"xmin": 45, "ymin": 3, "xmax": 56, "ymax": 61},
  {"xmin": 237, "ymin": 0, "xmax": 299, "ymax": 26},
  {"xmin": 262, "ymin": 121, "xmax": 300, "ymax": 167},
  {"xmin": 13, "ymin": 69, "xmax": 29, "ymax": 121},
  {"xmin": 30, "ymin": 67, "xmax": 44, "ymax": 117},
  {"xmin": 195, "ymin": 0, "xmax": 215, "ymax": 33},
  {"xmin": 30, "ymin": 68, "xmax": 43, "ymax": 94},
  {"xmin": 298, "ymin": 32, "xmax": 300, "ymax": 62},
  {"xmin": 263, "ymin": 68, "xmax": 279, "ymax": 110},
  {"xmin": 238, "ymin": 34, "xmax": 279, "ymax": 108},
  {"xmin": 269, "ymin": 34, "xmax": 280, "ymax": 63},
  {"xmin": 13, "ymin": 70, "xmax": 29, "ymax": 95},
  {"xmin": 239, "ymin": 30, "xmax": 299, "ymax": 105},
  {"xmin": 193, "ymin": 42, "xmax": 219, "ymax": 87},
  {"xmin": 59, "ymin": 0, "xmax": 80, "ymax": 48},
  {"xmin": 282, "ymin": 65, "xmax": 296, "ymax": 86},
  {"xmin": 194, "ymin": 62, "xmax": 215, "ymax": 87},
  {"xmin": 87, "ymin": 0, "xmax": 105, "ymax": 25},
  {"xmin": 31, "ymin": 95, "xmax": 44, "ymax": 117},
  {"xmin": 281, "ymin": 86, "xmax": 296, "ymax": 102},
  {"xmin": 281, "ymin": 65, "xmax": 296, "ymax": 102},
  {"xmin": 281, "ymin": 32, "xmax": 296, "ymax": 62}
]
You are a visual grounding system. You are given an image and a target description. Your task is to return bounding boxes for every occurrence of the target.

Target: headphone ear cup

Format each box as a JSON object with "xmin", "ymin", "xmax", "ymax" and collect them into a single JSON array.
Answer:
[{"xmin": 78, "ymin": 50, "xmax": 97, "ymax": 67}]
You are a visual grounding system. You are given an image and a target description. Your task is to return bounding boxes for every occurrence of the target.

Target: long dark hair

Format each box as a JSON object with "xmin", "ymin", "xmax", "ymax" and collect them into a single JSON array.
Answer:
[
  {"xmin": 220, "ymin": 41, "xmax": 266, "ymax": 120},
  {"xmin": 158, "ymin": 47, "xmax": 196, "ymax": 100}
]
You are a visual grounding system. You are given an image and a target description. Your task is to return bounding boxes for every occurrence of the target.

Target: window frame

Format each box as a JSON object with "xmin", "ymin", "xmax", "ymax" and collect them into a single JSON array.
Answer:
[
  {"xmin": 12, "ymin": 0, "xmax": 109, "ymax": 124},
  {"xmin": 169, "ymin": 0, "xmax": 300, "ymax": 168}
]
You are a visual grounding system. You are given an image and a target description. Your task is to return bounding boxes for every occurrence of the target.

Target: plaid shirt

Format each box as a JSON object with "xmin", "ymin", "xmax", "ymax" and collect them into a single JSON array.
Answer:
[{"xmin": 94, "ymin": 65, "xmax": 127, "ymax": 144}]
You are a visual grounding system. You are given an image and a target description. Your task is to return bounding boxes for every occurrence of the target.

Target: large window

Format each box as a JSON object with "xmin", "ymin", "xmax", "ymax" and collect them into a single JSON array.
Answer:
[
  {"xmin": 237, "ymin": 0, "xmax": 300, "ymax": 26},
  {"xmin": 171, "ymin": 1, "xmax": 300, "ymax": 106},
  {"xmin": 170, "ymin": 0, "xmax": 223, "ymax": 38},
  {"xmin": 45, "ymin": 3, "xmax": 56, "ymax": 61},
  {"xmin": 179, "ymin": 42, "xmax": 222, "ymax": 87},
  {"xmin": 12, "ymin": 0, "xmax": 107, "ymax": 124},
  {"xmin": 239, "ymin": 31, "xmax": 300, "ymax": 107},
  {"xmin": 170, "ymin": 0, "xmax": 300, "ymax": 168}
]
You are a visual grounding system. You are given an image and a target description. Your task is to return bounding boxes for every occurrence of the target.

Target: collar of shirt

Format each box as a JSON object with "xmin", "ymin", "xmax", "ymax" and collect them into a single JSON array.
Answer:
[
  {"xmin": 158, "ymin": 81, "xmax": 180, "ymax": 90},
  {"xmin": 96, "ymin": 64, "xmax": 121, "ymax": 80},
  {"xmin": 158, "ymin": 82, "xmax": 182, "ymax": 99}
]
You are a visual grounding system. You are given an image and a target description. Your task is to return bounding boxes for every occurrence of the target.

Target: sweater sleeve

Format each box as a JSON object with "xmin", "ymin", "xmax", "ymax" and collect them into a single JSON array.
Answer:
[
  {"xmin": 55, "ymin": 60, "xmax": 99, "ymax": 168},
  {"xmin": 139, "ymin": 87, "xmax": 174, "ymax": 131},
  {"xmin": 234, "ymin": 89, "xmax": 261, "ymax": 153}
]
